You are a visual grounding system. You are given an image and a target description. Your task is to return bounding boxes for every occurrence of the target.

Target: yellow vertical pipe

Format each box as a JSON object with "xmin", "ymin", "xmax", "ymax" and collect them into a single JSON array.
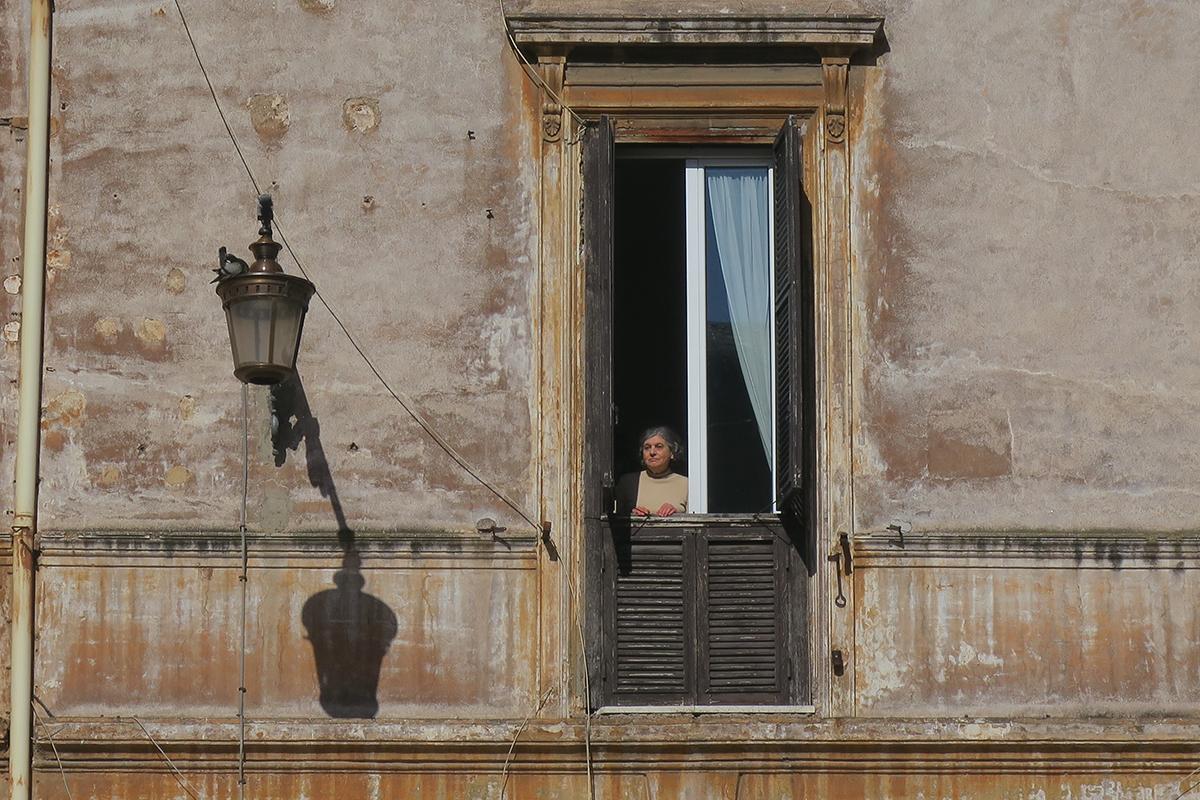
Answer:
[{"xmin": 10, "ymin": 1, "xmax": 52, "ymax": 797}]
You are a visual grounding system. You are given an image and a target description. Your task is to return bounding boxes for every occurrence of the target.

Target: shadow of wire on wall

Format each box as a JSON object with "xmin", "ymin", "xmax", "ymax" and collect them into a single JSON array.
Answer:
[{"xmin": 271, "ymin": 373, "xmax": 398, "ymax": 719}]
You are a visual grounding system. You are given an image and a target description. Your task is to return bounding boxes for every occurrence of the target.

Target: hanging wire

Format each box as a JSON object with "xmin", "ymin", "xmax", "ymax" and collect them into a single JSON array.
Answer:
[
  {"xmin": 1174, "ymin": 764, "xmax": 1200, "ymax": 800},
  {"xmin": 561, "ymin": 560, "xmax": 596, "ymax": 800},
  {"xmin": 31, "ymin": 704, "xmax": 74, "ymax": 800},
  {"xmin": 496, "ymin": 5, "xmax": 595, "ymax": 780},
  {"xmin": 238, "ymin": 382, "xmax": 249, "ymax": 795},
  {"xmin": 497, "ymin": 0, "xmax": 587, "ymax": 144},
  {"xmin": 177, "ymin": 6, "xmax": 603, "ymax": 793},
  {"xmin": 173, "ymin": 0, "xmax": 542, "ymax": 534},
  {"xmin": 126, "ymin": 717, "xmax": 203, "ymax": 800},
  {"xmin": 499, "ymin": 686, "xmax": 554, "ymax": 799}
]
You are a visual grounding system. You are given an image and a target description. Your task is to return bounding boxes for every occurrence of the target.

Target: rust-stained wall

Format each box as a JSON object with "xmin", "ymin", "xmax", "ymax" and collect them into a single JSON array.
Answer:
[
  {"xmin": 851, "ymin": 0, "xmax": 1200, "ymax": 532},
  {"xmin": 22, "ymin": 770, "xmax": 1200, "ymax": 800},
  {"xmin": 3, "ymin": 0, "xmax": 540, "ymax": 535},
  {"xmin": 35, "ymin": 536, "xmax": 539, "ymax": 720},
  {"xmin": 855, "ymin": 552, "xmax": 1200, "ymax": 717},
  {"xmin": 4, "ymin": 0, "xmax": 1200, "ymax": 796}
]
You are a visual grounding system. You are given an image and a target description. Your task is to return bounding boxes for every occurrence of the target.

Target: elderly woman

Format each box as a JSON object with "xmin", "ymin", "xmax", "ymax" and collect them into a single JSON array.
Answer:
[{"xmin": 615, "ymin": 426, "xmax": 688, "ymax": 517}]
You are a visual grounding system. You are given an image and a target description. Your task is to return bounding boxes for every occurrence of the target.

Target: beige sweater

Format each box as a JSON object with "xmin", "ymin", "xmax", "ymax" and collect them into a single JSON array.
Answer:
[{"xmin": 636, "ymin": 471, "xmax": 688, "ymax": 513}]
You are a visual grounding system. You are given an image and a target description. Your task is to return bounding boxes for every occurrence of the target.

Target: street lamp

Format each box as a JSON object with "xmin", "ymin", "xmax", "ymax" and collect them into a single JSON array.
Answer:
[{"xmin": 214, "ymin": 195, "xmax": 316, "ymax": 385}]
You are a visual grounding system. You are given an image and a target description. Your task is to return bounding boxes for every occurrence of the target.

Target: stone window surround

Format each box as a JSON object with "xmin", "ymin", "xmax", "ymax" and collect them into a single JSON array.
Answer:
[{"xmin": 508, "ymin": 11, "xmax": 884, "ymax": 718}]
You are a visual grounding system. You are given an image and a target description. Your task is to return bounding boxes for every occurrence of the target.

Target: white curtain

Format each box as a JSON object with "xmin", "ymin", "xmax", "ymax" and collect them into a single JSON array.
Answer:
[{"xmin": 706, "ymin": 168, "xmax": 772, "ymax": 462}]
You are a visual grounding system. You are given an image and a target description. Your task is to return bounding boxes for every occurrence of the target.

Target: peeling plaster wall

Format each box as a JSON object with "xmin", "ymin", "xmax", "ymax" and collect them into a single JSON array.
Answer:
[
  {"xmin": 855, "ymin": 564, "xmax": 1200, "ymax": 717},
  {"xmin": 851, "ymin": 0, "xmax": 1200, "ymax": 532},
  {"xmin": 26, "ymin": 769, "xmax": 1200, "ymax": 799},
  {"xmin": 6, "ymin": 0, "xmax": 539, "ymax": 534},
  {"xmin": 35, "ymin": 550, "xmax": 538, "ymax": 719},
  {"xmin": 4, "ymin": 0, "xmax": 1200, "ymax": 792}
]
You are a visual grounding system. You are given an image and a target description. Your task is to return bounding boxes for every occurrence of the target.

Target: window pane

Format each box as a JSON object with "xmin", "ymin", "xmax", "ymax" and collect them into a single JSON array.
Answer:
[{"xmin": 704, "ymin": 167, "xmax": 772, "ymax": 513}]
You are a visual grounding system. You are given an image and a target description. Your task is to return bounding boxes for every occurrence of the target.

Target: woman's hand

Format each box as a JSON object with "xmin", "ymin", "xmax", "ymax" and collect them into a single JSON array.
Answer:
[{"xmin": 632, "ymin": 504, "xmax": 681, "ymax": 517}]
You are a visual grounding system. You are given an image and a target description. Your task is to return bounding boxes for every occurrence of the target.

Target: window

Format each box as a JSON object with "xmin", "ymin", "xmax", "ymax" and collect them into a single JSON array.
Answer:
[
  {"xmin": 614, "ymin": 153, "xmax": 776, "ymax": 513},
  {"xmin": 585, "ymin": 116, "xmax": 813, "ymax": 706}
]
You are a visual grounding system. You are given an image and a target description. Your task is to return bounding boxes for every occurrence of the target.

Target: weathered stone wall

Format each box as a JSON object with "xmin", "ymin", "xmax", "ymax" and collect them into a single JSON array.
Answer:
[
  {"xmin": 4, "ymin": 0, "xmax": 1200, "ymax": 796},
  {"xmin": 852, "ymin": 0, "xmax": 1200, "ymax": 533},
  {"xmin": 3, "ymin": 0, "xmax": 540, "ymax": 535}
]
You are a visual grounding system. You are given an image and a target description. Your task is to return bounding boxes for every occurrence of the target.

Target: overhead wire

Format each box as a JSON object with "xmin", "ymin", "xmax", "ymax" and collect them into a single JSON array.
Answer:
[
  {"xmin": 497, "ymin": 2, "xmax": 595, "ymax": 794},
  {"xmin": 174, "ymin": 0, "xmax": 542, "ymax": 534},
  {"xmin": 237, "ymin": 382, "xmax": 249, "ymax": 795},
  {"xmin": 177, "ymin": 2, "xmax": 600, "ymax": 792},
  {"xmin": 498, "ymin": 0, "xmax": 587, "ymax": 144},
  {"xmin": 1174, "ymin": 764, "xmax": 1200, "ymax": 800},
  {"xmin": 499, "ymin": 686, "xmax": 554, "ymax": 799},
  {"xmin": 31, "ymin": 704, "xmax": 73, "ymax": 800},
  {"xmin": 126, "ymin": 717, "xmax": 204, "ymax": 800}
]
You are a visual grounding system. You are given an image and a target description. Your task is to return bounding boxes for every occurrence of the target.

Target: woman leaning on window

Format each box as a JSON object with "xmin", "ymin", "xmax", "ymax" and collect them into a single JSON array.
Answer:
[{"xmin": 615, "ymin": 426, "xmax": 688, "ymax": 517}]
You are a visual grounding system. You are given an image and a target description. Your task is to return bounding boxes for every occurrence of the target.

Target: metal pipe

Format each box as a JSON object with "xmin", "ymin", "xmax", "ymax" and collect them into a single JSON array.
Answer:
[
  {"xmin": 10, "ymin": 1, "xmax": 53, "ymax": 797},
  {"xmin": 238, "ymin": 383, "xmax": 249, "ymax": 795}
]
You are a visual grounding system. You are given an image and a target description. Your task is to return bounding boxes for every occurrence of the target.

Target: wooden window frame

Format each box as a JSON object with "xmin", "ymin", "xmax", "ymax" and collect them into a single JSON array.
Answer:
[
  {"xmin": 511, "ymin": 11, "xmax": 883, "ymax": 717},
  {"xmin": 584, "ymin": 115, "xmax": 810, "ymax": 708}
]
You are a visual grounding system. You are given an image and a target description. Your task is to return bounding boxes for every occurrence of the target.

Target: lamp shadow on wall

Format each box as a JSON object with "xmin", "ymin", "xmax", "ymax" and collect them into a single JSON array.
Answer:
[{"xmin": 271, "ymin": 373, "xmax": 398, "ymax": 719}]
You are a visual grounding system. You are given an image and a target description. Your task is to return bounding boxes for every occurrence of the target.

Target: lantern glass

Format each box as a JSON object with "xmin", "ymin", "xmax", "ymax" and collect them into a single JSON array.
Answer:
[
  {"xmin": 226, "ymin": 295, "xmax": 274, "ymax": 367},
  {"xmin": 221, "ymin": 279, "xmax": 312, "ymax": 385},
  {"xmin": 270, "ymin": 296, "xmax": 305, "ymax": 365}
]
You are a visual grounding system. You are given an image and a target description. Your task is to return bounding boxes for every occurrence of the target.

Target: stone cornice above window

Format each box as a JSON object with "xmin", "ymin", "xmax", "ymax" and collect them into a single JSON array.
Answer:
[{"xmin": 506, "ymin": 13, "xmax": 884, "ymax": 56}]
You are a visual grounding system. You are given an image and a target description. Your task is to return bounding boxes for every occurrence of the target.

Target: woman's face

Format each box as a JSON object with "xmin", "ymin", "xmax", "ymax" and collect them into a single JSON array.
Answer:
[{"xmin": 641, "ymin": 434, "xmax": 673, "ymax": 475}]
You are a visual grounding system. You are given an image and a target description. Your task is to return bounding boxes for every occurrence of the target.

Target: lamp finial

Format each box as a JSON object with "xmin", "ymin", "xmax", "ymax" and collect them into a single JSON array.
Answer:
[{"xmin": 257, "ymin": 194, "xmax": 274, "ymax": 237}]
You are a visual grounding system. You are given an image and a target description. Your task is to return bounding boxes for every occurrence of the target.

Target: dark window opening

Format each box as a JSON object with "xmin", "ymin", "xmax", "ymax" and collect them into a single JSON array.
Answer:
[
  {"xmin": 613, "ymin": 153, "xmax": 775, "ymax": 513},
  {"xmin": 613, "ymin": 157, "xmax": 688, "ymax": 479}
]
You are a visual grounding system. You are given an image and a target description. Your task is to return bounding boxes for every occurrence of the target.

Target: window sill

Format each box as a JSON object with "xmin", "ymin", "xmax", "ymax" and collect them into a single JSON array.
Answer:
[
  {"xmin": 595, "ymin": 704, "xmax": 816, "ymax": 715},
  {"xmin": 602, "ymin": 513, "xmax": 783, "ymax": 526}
]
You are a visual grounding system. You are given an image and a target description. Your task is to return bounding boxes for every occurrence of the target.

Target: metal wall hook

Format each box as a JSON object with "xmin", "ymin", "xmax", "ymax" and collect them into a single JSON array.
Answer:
[{"xmin": 828, "ymin": 531, "xmax": 852, "ymax": 608}]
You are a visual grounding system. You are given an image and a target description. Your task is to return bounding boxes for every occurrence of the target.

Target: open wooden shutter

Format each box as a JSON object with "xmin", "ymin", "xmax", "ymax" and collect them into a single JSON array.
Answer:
[
  {"xmin": 773, "ymin": 116, "xmax": 805, "ymax": 516},
  {"xmin": 584, "ymin": 116, "xmax": 617, "ymax": 517},
  {"xmin": 606, "ymin": 528, "xmax": 695, "ymax": 704},
  {"xmin": 697, "ymin": 527, "xmax": 789, "ymax": 704},
  {"xmin": 584, "ymin": 117, "xmax": 616, "ymax": 709}
]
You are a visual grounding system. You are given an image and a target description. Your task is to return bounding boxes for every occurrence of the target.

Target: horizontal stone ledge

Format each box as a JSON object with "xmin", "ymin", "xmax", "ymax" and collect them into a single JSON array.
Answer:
[
  {"xmin": 852, "ymin": 530, "xmax": 1200, "ymax": 569},
  {"xmin": 506, "ymin": 13, "xmax": 884, "ymax": 51},
  {"xmin": 32, "ymin": 717, "xmax": 1200, "ymax": 764},
  {"xmin": 35, "ymin": 529, "xmax": 540, "ymax": 566}
]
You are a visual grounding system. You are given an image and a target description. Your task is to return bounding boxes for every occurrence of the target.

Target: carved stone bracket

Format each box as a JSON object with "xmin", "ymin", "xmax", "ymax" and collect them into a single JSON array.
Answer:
[
  {"xmin": 821, "ymin": 56, "xmax": 849, "ymax": 143},
  {"xmin": 537, "ymin": 56, "xmax": 566, "ymax": 142}
]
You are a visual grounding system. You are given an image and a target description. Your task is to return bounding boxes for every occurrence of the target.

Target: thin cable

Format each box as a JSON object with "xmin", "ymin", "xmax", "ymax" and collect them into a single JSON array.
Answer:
[
  {"xmin": 32, "ymin": 705, "xmax": 73, "ymax": 800},
  {"xmin": 173, "ymin": 0, "xmax": 542, "ymax": 534},
  {"xmin": 497, "ymin": 0, "xmax": 586, "ymax": 131},
  {"xmin": 576, "ymin": 597, "xmax": 595, "ymax": 799},
  {"xmin": 500, "ymin": 686, "xmax": 554, "ymax": 799},
  {"xmin": 278, "ymin": 218, "xmax": 543, "ymax": 534},
  {"xmin": 1175, "ymin": 765, "xmax": 1200, "ymax": 800},
  {"xmin": 127, "ymin": 717, "xmax": 203, "ymax": 800},
  {"xmin": 174, "ymin": 0, "xmax": 262, "ymax": 197},
  {"xmin": 238, "ymin": 382, "xmax": 249, "ymax": 795}
]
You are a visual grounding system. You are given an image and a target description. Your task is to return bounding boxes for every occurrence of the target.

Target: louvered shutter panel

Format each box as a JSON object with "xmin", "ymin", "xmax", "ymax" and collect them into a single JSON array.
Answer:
[
  {"xmin": 607, "ymin": 529, "xmax": 694, "ymax": 704},
  {"xmin": 773, "ymin": 116, "xmax": 805, "ymax": 516},
  {"xmin": 584, "ymin": 116, "xmax": 617, "ymax": 518},
  {"xmin": 698, "ymin": 528, "xmax": 788, "ymax": 704}
]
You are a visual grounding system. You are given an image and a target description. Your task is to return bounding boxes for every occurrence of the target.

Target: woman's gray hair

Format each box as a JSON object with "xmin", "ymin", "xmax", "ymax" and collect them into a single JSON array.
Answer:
[{"xmin": 638, "ymin": 425, "xmax": 684, "ymax": 464}]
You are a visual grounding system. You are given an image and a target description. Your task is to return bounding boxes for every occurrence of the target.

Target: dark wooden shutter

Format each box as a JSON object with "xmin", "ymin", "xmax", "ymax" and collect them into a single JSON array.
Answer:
[
  {"xmin": 773, "ymin": 116, "xmax": 805, "ymax": 515},
  {"xmin": 584, "ymin": 116, "xmax": 617, "ymax": 518},
  {"xmin": 606, "ymin": 528, "xmax": 695, "ymax": 704},
  {"xmin": 698, "ymin": 527, "xmax": 789, "ymax": 704},
  {"xmin": 583, "ymin": 117, "xmax": 616, "ymax": 709}
]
